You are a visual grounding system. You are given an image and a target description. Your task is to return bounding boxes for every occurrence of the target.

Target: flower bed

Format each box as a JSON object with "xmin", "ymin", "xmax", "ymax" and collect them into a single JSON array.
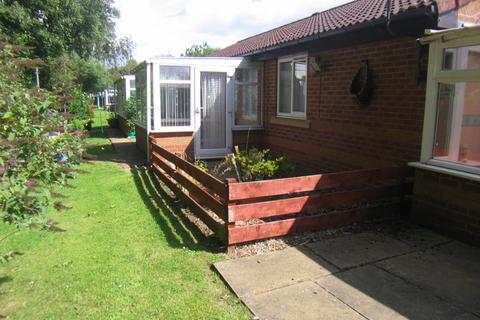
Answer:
[{"xmin": 150, "ymin": 139, "xmax": 413, "ymax": 248}]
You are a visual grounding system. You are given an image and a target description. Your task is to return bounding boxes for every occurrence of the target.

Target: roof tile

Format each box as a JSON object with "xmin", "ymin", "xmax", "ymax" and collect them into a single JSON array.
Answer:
[{"xmin": 212, "ymin": 0, "xmax": 433, "ymax": 57}]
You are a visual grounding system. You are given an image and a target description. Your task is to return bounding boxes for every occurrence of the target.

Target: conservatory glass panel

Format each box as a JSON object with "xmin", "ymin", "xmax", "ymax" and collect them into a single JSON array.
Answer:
[
  {"xmin": 160, "ymin": 66, "xmax": 190, "ymax": 81},
  {"xmin": 433, "ymin": 82, "xmax": 480, "ymax": 167},
  {"xmin": 234, "ymin": 68, "xmax": 261, "ymax": 126},
  {"xmin": 160, "ymin": 84, "xmax": 191, "ymax": 127},
  {"xmin": 235, "ymin": 84, "xmax": 260, "ymax": 126},
  {"xmin": 135, "ymin": 66, "xmax": 147, "ymax": 127},
  {"xmin": 443, "ymin": 45, "xmax": 480, "ymax": 71}
]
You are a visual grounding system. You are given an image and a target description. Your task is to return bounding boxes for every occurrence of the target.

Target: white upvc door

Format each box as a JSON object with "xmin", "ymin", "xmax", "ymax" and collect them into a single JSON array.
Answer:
[{"xmin": 194, "ymin": 66, "xmax": 234, "ymax": 159}]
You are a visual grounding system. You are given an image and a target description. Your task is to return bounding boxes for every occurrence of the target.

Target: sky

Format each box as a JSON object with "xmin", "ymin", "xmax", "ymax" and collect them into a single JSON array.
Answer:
[{"xmin": 113, "ymin": 0, "xmax": 352, "ymax": 60}]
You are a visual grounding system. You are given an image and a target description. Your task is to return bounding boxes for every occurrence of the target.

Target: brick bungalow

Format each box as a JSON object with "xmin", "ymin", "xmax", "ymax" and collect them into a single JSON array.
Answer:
[{"xmin": 130, "ymin": 0, "xmax": 480, "ymax": 245}]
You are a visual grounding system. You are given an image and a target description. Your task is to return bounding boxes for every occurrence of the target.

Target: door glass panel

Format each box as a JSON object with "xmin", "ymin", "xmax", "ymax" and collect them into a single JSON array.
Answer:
[{"xmin": 200, "ymin": 72, "xmax": 226, "ymax": 149}]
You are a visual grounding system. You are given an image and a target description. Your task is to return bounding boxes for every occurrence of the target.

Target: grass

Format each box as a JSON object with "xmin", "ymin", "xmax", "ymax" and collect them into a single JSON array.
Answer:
[
  {"xmin": 0, "ymin": 110, "xmax": 250, "ymax": 319},
  {"xmin": 85, "ymin": 110, "xmax": 115, "ymax": 155}
]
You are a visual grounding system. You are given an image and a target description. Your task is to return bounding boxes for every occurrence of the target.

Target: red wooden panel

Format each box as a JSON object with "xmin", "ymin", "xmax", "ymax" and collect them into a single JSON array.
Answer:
[
  {"xmin": 152, "ymin": 152, "xmax": 226, "ymax": 221},
  {"xmin": 228, "ymin": 184, "xmax": 409, "ymax": 222},
  {"xmin": 227, "ymin": 204, "xmax": 401, "ymax": 245},
  {"xmin": 151, "ymin": 142, "xmax": 227, "ymax": 199},
  {"xmin": 228, "ymin": 166, "xmax": 412, "ymax": 201},
  {"xmin": 152, "ymin": 163, "xmax": 226, "ymax": 242}
]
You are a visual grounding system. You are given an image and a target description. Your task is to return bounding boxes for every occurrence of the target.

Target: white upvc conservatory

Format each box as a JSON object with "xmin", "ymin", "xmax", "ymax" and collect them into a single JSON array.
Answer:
[
  {"xmin": 114, "ymin": 74, "xmax": 136, "ymax": 117},
  {"xmin": 134, "ymin": 57, "xmax": 263, "ymax": 159}
]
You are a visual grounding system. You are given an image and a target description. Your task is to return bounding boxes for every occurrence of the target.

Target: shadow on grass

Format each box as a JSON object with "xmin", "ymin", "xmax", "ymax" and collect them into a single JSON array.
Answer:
[
  {"xmin": 131, "ymin": 166, "xmax": 222, "ymax": 253},
  {"xmin": 0, "ymin": 276, "xmax": 12, "ymax": 287},
  {"xmin": 85, "ymin": 127, "xmax": 116, "ymax": 156}
]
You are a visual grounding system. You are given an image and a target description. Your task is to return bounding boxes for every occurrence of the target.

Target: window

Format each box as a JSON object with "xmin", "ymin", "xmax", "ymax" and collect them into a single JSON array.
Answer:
[
  {"xmin": 420, "ymin": 30, "xmax": 480, "ymax": 175},
  {"xmin": 129, "ymin": 78, "xmax": 136, "ymax": 98},
  {"xmin": 277, "ymin": 56, "xmax": 307, "ymax": 118},
  {"xmin": 234, "ymin": 68, "xmax": 262, "ymax": 127},
  {"xmin": 159, "ymin": 66, "xmax": 192, "ymax": 128}
]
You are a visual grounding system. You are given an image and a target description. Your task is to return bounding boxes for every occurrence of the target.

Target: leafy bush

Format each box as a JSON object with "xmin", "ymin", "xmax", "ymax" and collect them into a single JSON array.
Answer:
[
  {"xmin": 209, "ymin": 147, "xmax": 295, "ymax": 182},
  {"xmin": 233, "ymin": 148, "xmax": 294, "ymax": 181},
  {"xmin": 68, "ymin": 88, "xmax": 93, "ymax": 120},
  {"xmin": 195, "ymin": 160, "xmax": 208, "ymax": 173},
  {"xmin": 124, "ymin": 96, "xmax": 137, "ymax": 132},
  {"xmin": 0, "ymin": 42, "xmax": 85, "ymax": 228}
]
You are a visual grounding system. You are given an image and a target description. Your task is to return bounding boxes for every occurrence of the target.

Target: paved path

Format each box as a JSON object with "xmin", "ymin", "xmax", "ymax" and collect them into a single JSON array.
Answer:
[{"xmin": 215, "ymin": 225, "xmax": 480, "ymax": 320}]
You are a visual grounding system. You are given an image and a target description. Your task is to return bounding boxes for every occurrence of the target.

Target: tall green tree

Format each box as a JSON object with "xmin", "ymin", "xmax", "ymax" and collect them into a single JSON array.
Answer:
[
  {"xmin": 182, "ymin": 42, "xmax": 219, "ymax": 57},
  {"xmin": 109, "ymin": 59, "xmax": 138, "ymax": 83},
  {"xmin": 0, "ymin": 0, "xmax": 118, "ymax": 60}
]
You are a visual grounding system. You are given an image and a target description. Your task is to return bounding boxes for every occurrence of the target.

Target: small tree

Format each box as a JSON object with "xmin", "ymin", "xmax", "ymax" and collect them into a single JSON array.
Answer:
[{"xmin": 182, "ymin": 43, "xmax": 219, "ymax": 57}]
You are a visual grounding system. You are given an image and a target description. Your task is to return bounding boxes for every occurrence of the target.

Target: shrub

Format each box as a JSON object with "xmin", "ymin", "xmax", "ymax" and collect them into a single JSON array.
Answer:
[
  {"xmin": 124, "ymin": 96, "xmax": 137, "ymax": 133},
  {"xmin": 195, "ymin": 160, "xmax": 208, "ymax": 173},
  {"xmin": 233, "ymin": 148, "xmax": 294, "ymax": 181},
  {"xmin": 212, "ymin": 147, "xmax": 295, "ymax": 182},
  {"xmin": 0, "ymin": 42, "xmax": 85, "ymax": 228}
]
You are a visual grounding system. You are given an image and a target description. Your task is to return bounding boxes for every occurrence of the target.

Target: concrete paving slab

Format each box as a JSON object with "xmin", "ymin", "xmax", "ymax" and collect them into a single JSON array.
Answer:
[
  {"xmin": 246, "ymin": 280, "xmax": 365, "ymax": 320},
  {"xmin": 376, "ymin": 241, "xmax": 480, "ymax": 315},
  {"xmin": 389, "ymin": 225, "xmax": 452, "ymax": 249},
  {"xmin": 307, "ymin": 232, "xmax": 413, "ymax": 269},
  {"xmin": 214, "ymin": 247, "xmax": 337, "ymax": 298},
  {"xmin": 316, "ymin": 265, "xmax": 475, "ymax": 320}
]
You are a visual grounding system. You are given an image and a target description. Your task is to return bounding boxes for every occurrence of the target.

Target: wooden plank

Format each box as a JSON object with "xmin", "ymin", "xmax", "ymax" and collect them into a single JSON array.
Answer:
[
  {"xmin": 151, "ymin": 163, "xmax": 226, "ymax": 242},
  {"xmin": 152, "ymin": 151, "xmax": 226, "ymax": 221},
  {"xmin": 228, "ymin": 184, "xmax": 410, "ymax": 222},
  {"xmin": 151, "ymin": 142, "xmax": 227, "ymax": 199},
  {"xmin": 229, "ymin": 166, "xmax": 412, "ymax": 201},
  {"xmin": 152, "ymin": 151, "xmax": 175, "ymax": 174},
  {"xmin": 228, "ymin": 204, "xmax": 402, "ymax": 245}
]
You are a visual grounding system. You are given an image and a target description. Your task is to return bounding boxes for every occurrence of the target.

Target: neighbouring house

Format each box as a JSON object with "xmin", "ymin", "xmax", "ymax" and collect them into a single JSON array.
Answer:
[
  {"xmin": 114, "ymin": 75, "xmax": 136, "ymax": 136},
  {"xmin": 132, "ymin": 0, "xmax": 480, "ymax": 245},
  {"xmin": 94, "ymin": 89, "xmax": 116, "ymax": 110}
]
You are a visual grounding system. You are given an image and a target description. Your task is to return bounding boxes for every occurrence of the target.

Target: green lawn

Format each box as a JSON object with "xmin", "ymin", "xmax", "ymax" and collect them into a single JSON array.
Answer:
[{"xmin": 0, "ymin": 111, "xmax": 249, "ymax": 319}]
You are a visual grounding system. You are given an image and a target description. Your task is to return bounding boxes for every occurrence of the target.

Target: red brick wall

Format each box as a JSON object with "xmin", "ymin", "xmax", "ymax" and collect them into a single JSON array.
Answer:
[
  {"xmin": 232, "ymin": 129, "xmax": 266, "ymax": 150},
  {"xmin": 135, "ymin": 125, "xmax": 148, "ymax": 154},
  {"xmin": 150, "ymin": 132, "xmax": 195, "ymax": 160},
  {"xmin": 412, "ymin": 169, "xmax": 480, "ymax": 246},
  {"xmin": 117, "ymin": 114, "xmax": 129, "ymax": 137},
  {"xmin": 262, "ymin": 37, "xmax": 426, "ymax": 174}
]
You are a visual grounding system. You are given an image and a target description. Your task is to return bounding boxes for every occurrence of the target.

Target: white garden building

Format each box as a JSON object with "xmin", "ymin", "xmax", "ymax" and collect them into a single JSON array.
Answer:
[{"xmin": 132, "ymin": 57, "xmax": 262, "ymax": 159}]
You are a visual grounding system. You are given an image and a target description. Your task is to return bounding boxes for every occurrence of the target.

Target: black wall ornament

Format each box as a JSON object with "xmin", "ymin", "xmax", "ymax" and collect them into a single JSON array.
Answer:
[{"xmin": 349, "ymin": 60, "xmax": 374, "ymax": 106}]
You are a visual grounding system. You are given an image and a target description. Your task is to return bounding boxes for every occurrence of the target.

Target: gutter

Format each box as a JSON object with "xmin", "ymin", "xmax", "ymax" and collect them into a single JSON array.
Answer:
[{"xmin": 243, "ymin": 4, "xmax": 438, "ymax": 57}]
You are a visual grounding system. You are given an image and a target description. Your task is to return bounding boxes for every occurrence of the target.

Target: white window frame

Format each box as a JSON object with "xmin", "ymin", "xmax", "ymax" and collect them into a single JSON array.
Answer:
[
  {"xmin": 419, "ymin": 30, "xmax": 480, "ymax": 176},
  {"xmin": 277, "ymin": 54, "xmax": 308, "ymax": 119},
  {"xmin": 233, "ymin": 65, "xmax": 263, "ymax": 129},
  {"xmin": 155, "ymin": 64, "xmax": 195, "ymax": 132}
]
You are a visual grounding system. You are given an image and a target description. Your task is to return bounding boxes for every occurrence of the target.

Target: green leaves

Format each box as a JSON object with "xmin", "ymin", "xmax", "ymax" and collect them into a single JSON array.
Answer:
[
  {"xmin": 0, "ymin": 41, "xmax": 85, "ymax": 229},
  {"xmin": 232, "ymin": 148, "xmax": 295, "ymax": 182},
  {"xmin": 2, "ymin": 111, "xmax": 13, "ymax": 119}
]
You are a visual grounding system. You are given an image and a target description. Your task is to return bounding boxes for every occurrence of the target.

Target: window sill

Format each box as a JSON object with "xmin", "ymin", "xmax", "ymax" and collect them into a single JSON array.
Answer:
[
  {"xmin": 408, "ymin": 162, "xmax": 480, "ymax": 182},
  {"xmin": 270, "ymin": 116, "xmax": 310, "ymax": 129},
  {"xmin": 232, "ymin": 127, "xmax": 264, "ymax": 131}
]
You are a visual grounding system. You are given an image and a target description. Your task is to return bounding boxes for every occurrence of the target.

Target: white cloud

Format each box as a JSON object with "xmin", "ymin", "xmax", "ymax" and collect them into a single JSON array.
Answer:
[{"xmin": 114, "ymin": 0, "xmax": 352, "ymax": 60}]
